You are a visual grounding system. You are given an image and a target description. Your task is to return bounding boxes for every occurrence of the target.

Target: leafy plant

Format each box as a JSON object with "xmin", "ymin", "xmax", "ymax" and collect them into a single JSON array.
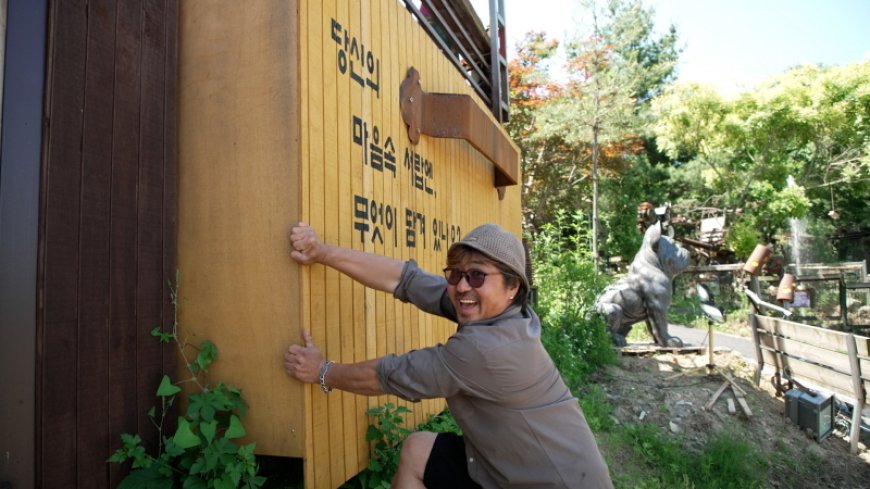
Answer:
[
  {"xmin": 416, "ymin": 409, "xmax": 462, "ymax": 435},
  {"xmin": 355, "ymin": 403, "xmax": 412, "ymax": 489},
  {"xmin": 531, "ymin": 210, "xmax": 617, "ymax": 391},
  {"xmin": 108, "ymin": 273, "xmax": 265, "ymax": 489}
]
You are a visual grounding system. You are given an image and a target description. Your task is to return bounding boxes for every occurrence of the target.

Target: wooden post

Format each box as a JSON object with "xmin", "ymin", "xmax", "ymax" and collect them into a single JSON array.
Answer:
[{"xmin": 846, "ymin": 334, "xmax": 863, "ymax": 454}]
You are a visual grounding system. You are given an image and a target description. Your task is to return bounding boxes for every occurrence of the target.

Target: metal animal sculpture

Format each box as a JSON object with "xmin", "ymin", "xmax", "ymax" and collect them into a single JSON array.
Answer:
[{"xmin": 596, "ymin": 222, "xmax": 690, "ymax": 347}]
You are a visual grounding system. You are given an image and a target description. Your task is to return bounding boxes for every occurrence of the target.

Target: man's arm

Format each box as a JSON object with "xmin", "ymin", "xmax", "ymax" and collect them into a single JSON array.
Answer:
[
  {"xmin": 289, "ymin": 222, "xmax": 405, "ymax": 293},
  {"xmin": 284, "ymin": 331, "xmax": 384, "ymax": 396}
]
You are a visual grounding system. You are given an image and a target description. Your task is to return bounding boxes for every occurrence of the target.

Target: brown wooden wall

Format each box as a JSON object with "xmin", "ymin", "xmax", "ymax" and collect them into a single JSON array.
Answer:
[{"xmin": 36, "ymin": 0, "xmax": 178, "ymax": 487}]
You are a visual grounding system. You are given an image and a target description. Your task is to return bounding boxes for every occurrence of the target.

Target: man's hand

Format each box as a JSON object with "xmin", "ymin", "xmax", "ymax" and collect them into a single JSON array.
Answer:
[
  {"xmin": 289, "ymin": 222, "xmax": 328, "ymax": 265},
  {"xmin": 284, "ymin": 331, "xmax": 325, "ymax": 384}
]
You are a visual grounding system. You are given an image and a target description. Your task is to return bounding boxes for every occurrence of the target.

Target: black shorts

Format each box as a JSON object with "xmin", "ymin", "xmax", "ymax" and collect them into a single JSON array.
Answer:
[{"xmin": 422, "ymin": 432, "xmax": 482, "ymax": 489}]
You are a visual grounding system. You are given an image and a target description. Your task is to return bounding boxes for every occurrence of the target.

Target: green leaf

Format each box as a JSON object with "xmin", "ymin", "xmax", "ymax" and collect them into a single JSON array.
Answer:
[
  {"xmin": 215, "ymin": 476, "xmax": 236, "ymax": 489},
  {"xmin": 117, "ymin": 467, "xmax": 174, "ymax": 489},
  {"xmin": 195, "ymin": 340, "xmax": 218, "ymax": 372},
  {"xmin": 182, "ymin": 474, "xmax": 209, "ymax": 489},
  {"xmin": 156, "ymin": 375, "xmax": 181, "ymax": 397},
  {"xmin": 163, "ymin": 438, "xmax": 184, "ymax": 458},
  {"xmin": 227, "ymin": 462, "xmax": 244, "ymax": 486},
  {"xmin": 107, "ymin": 449, "xmax": 128, "ymax": 464},
  {"xmin": 173, "ymin": 418, "xmax": 201, "ymax": 449},
  {"xmin": 150, "ymin": 327, "xmax": 173, "ymax": 343},
  {"xmin": 189, "ymin": 456, "xmax": 205, "ymax": 475},
  {"xmin": 225, "ymin": 414, "xmax": 246, "ymax": 439},
  {"xmin": 201, "ymin": 420, "xmax": 217, "ymax": 444}
]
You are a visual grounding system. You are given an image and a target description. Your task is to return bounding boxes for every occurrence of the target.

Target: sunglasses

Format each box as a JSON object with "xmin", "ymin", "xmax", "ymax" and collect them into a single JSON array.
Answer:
[{"xmin": 443, "ymin": 268, "xmax": 502, "ymax": 288}]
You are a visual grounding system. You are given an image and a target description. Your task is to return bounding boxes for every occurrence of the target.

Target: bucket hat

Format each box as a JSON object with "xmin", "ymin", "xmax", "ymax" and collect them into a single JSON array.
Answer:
[{"xmin": 449, "ymin": 224, "xmax": 529, "ymax": 290}]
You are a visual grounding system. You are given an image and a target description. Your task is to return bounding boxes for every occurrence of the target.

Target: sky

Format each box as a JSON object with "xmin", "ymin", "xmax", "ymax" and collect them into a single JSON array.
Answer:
[{"xmin": 470, "ymin": 0, "xmax": 870, "ymax": 94}]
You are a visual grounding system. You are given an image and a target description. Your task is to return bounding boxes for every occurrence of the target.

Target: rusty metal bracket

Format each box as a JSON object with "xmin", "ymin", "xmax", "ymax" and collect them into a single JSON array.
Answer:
[{"xmin": 400, "ymin": 67, "xmax": 518, "ymax": 198}]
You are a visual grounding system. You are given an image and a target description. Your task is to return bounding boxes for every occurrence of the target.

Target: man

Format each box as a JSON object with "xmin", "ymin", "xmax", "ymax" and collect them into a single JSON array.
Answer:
[{"xmin": 284, "ymin": 222, "xmax": 612, "ymax": 488}]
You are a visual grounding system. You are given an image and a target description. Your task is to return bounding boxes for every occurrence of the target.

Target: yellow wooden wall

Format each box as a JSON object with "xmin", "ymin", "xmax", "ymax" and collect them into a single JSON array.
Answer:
[{"xmin": 179, "ymin": 1, "xmax": 520, "ymax": 487}]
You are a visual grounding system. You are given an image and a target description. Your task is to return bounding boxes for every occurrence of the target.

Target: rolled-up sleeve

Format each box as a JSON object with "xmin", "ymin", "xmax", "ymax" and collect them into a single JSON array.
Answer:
[
  {"xmin": 393, "ymin": 260, "xmax": 456, "ymax": 321},
  {"xmin": 377, "ymin": 332, "xmax": 496, "ymax": 401}
]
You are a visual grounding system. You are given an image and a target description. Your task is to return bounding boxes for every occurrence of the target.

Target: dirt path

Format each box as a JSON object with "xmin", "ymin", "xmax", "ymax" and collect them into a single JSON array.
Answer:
[{"xmin": 591, "ymin": 349, "xmax": 870, "ymax": 489}]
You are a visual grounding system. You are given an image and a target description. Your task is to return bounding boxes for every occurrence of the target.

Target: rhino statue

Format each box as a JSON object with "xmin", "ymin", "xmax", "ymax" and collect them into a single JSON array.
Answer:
[{"xmin": 596, "ymin": 221, "xmax": 690, "ymax": 347}]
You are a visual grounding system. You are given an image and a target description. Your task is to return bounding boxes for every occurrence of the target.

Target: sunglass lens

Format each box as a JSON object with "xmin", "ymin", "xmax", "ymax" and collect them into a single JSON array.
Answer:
[
  {"xmin": 467, "ymin": 270, "xmax": 486, "ymax": 287},
  {"xmin": 446, "ymin": 269, "xmax": 462, "ymax": 285}
]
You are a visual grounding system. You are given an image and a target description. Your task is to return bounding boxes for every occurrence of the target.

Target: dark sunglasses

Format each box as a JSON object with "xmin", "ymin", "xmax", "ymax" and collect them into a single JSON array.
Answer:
[{"xmin": 443, "ymin": 268, "xmax": 502, "ymax": 288}]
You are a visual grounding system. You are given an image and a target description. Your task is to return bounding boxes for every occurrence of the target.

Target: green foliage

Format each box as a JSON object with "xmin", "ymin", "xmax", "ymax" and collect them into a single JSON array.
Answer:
[
  {"xmin": 619, "ymin": 423, "xmax": 765, "ymax": 489},
  {"xmin": 415, "ymin": 409, "xmax": 462, "ymax": 435},
  {"xmin": 354, "ymin": 403, "xmax": 412, "ymax": 489},
  {"xmin": 695, "ymin": 431, "xmax": 767, "ymax": 489},
  {"xmin": 599, "ymin": 155, "xmax": 670, "ymax": 260},
  {"xmin": 723, "ymin": 215, "xmax": 761, "ymax": 259},
  {"xmin": 108, "ymin": 274, "xmax": 265, "ymax": 489},
  {"xmin": 345, "ymin": 406, "xmax": 461, "ymax": 489},
  {"xmin": 651, "ymin": 62, "xmax": 870, "ymax": 253},
  {"xmin": 531, "ymin": 211, "xmax": 617, "ymax": 390},
  {"xmin": 579, "ymin": 385, "xmax": 616, "ymax": 433}
]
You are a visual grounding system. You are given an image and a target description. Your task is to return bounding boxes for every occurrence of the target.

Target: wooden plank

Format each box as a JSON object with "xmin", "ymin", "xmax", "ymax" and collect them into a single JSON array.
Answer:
[
  {"xmin": 108, "ymin": 0, "xmax": 144, "ymax": 485},
  {"xmin": 297, "ymin": 1, "xmax": 315, "ymax": 487},
  {"xmin": 161, "ymin": 0, "xmax": 179, "ymax": 397},
  {"xmin": 40, "ymin": 1, "xmax": 87, "ymax": 485},
  {"xmin": 75, "ymin": 0, "xmax": 117, "ymax": 486},
  {"xmin": 331, "ymin": 0, "xmax": 360, "ymax": 479},
  {"xmin": 760, "ymin": 348, "xmax": 858, "ymax": 400},
  {"xmin": 319, "ymin": 0, "xmax": 348, "ymax": 485},
  {"xmin": 727, "ymin": 398, "xmax": 736, "ymax": 414},
  {"xmin": 343, "ymin": 0, "xmax": 370, "ymax": 472},
  {"xmin": 855, "ymin": 334, "xmax": 870, "ymax": 357},
  {"xmin": 756, "ymin": 330, "xmax": 852, "ymax": 373},
  {"xmin": 306, "ymin": 1, "xmax": 331, "ymax": 487},
  {"xmin": 861, "ymin": 358, "xmax": 870, "ymax": 382},
  {"xmin": 136, "ymin": 0, "xmax": 169, "ymax": 454},
  {"xmin": 754, "ymin": 315, "xmax": 850, "ymax": 352},
  {"xmin": 704, "ymin": 381, "xmax": 729, "ymax": 411},
  {"xmin": 736, "ymin": 397, "xmax": 753, "ymax": 417}
]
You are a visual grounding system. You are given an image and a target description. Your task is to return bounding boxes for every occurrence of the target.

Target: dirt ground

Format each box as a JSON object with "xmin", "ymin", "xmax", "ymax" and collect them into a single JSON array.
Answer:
[{"xmin": 590, "ymin": 347, "xmax": 870, "ymax": 489}]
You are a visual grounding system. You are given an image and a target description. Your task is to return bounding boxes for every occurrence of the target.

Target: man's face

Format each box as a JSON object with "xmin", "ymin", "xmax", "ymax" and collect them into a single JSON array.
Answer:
[{"xmin": 445, "ymin": 255, "xmax": 519, "ymax": 325}]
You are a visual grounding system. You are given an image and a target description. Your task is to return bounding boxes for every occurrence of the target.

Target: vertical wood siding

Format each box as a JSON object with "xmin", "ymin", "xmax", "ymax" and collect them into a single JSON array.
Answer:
[
  {"xmin": 178, "ymin": 1, "xmax": 521, "ymax": 488},
  {"xmin": 299, "ymin": 1, "xmax": 522, "ymax": 486},
  {"xmin": 37, "ymin": 0, "xmax": 178, "ymax": 487}
]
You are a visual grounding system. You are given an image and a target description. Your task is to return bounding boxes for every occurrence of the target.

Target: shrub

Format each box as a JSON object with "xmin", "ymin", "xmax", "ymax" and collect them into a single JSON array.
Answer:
[{"xmin": 531, "ymin": 210, "xmax": 617, "ymax": 390}]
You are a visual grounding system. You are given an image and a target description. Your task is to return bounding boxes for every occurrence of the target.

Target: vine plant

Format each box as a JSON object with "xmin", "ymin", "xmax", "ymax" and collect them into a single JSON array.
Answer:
[{"xmin": 108, "ymin": 273, "xmax": 265, "ymax": 489}]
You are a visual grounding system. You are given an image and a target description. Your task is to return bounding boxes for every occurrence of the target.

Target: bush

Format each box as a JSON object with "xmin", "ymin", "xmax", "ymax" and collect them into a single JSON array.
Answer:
[{"xmin": 531, "ymin": 210, "xmax": 617, "ymax": 390}]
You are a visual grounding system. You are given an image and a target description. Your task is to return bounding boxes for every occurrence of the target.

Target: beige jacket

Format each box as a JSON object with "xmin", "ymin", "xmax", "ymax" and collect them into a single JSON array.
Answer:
[{"xmin": 377, "ymin": 261, "xmax": 613, "ymax": 489}]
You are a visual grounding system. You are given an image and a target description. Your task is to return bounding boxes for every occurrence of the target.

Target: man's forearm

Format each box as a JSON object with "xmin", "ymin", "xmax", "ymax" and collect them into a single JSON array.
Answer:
[
  {"xmin": 320, "ymin": 244, "xmax": 405, "ymax": 293},
  {"xmin": 322, "ymin": 358, "xmax": 384, "ymax": 396}
]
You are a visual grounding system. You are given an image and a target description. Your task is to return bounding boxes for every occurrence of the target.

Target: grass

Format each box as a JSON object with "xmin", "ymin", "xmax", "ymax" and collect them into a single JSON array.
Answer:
[{"xmin": 598, "ymin": 420, "xmax": 766, "ymax": 489}]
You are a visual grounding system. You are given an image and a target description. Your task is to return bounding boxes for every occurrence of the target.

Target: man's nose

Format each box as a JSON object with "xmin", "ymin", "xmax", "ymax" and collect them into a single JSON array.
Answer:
[{"xmin": 456, "ymin": 275, "xmax": 473, "ymax": 292}]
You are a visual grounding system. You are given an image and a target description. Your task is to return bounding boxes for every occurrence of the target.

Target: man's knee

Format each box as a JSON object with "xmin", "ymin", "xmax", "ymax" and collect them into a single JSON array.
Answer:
[{"xmin": 399, "ymin": 431, "xmax": 437, "ymax": 476}]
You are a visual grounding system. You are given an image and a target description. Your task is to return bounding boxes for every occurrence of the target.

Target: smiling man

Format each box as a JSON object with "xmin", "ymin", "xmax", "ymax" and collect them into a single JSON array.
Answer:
[{"xmin": 284, "ymin": 222, "xmax": 613, "ymax": 489}]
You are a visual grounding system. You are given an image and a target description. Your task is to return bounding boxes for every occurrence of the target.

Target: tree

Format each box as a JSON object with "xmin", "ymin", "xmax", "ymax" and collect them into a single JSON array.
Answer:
[
  {"xmin": 530, "ymin": 0, "xmax": 680, "ymax": 268},
  {"xmin": 651, "ymin": 62, "xmax": 870, "ymax": 259}
]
